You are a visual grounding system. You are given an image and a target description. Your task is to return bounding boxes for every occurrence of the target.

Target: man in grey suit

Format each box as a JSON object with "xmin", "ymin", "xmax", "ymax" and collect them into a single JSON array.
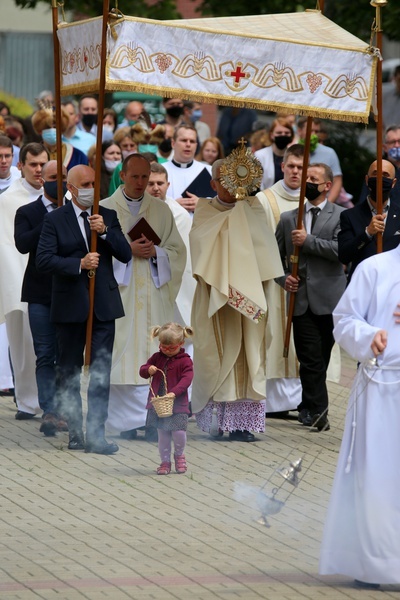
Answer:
[{"xmin": 275, "ymin": 163, "xmax": 346, "ymax": 431}]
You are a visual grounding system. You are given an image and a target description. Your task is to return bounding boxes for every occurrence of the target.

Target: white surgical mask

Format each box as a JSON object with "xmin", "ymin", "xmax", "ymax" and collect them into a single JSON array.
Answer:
[
  {"xmin": 104, "ymin": 158, "xmax": 121, "ymax": 173},
  {"xmin": 103, "ymin": 124, "xmax": 114, "ymax": 133},
  {"xmin": 72, "ymin": 185, "xmax": 94, "ymax": 208}
]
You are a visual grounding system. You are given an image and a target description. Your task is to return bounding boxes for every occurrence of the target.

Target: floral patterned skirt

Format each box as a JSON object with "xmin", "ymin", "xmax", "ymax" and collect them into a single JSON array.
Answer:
[{"xmin": 195, "ymin": 399, "xmax": 266, "ymax": 433}]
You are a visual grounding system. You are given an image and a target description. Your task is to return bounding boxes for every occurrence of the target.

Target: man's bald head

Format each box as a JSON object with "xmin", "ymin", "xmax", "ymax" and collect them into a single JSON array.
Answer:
[
  {"xmin": 42, "ymin": 160, "xmax": 67, "ymax": 180},
  {"xmin": 67, "ymin": 165, "xmax": 95, "ymax": 208},
  {"xmin": 67, "ymin": 165, "xmax": 95, "ymax": 187},
  {"xmin": 367, "ymin": 159, "xmax": 396, "ymax": 179}
]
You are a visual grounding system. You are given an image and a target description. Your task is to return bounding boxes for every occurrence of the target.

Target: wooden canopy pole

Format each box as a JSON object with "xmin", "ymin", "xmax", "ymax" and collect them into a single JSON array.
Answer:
[
  {"xmin": 371, "ymin": 0, "xmax": 388, "ymax": 253},
  {"xmin": 283, "ymin": 117, "xmax": 313, "ymax": 357},
  {"xmin": 51, "ymin": 0, "xmax": 64, "ymax": 206},
  {"xmin": 84, "ymin": 0, "xmax": 110, "ymax": 368}
]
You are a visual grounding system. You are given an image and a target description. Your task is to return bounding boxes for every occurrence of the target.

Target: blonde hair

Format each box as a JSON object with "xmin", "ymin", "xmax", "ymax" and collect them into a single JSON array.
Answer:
[
  {"xmin": 31, "ymin": 106, "xmax": 69, "ymax": 134},
  {"xmin": 150, "ymin": 322, "xmax": 194, "ymax": 345}
]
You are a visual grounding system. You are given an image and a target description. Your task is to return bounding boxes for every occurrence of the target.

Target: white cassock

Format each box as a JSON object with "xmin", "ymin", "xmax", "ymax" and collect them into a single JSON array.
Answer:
[
  {"xmin": 320, "ymin": 245, "xmax": 400, "ymax": 585},
  {"xmin": 101, "ymin": 188, "xmax": 186, "ymax": 431},
  {"xmin": 0, "ymin": 323, "xmax": 13, "ymax": 390},
  {"xmin": 165, "ymin": 196, "xmax": 196, "ymax": 327},
  {"xmin": 257, "ymin": 182, "xmax": 301, "ymax": 411},
  {"xmin": 163, "ymin": 160, "xmax": 211, "ymax": 201},
  {"xmin": 165, "ymin": 196, "xmax": 196, "ymax": 399},
  {"xmin": 0, "ymin": 178, "xmax": 39, "ymax": 413},
  {"xmin": 257, "ymin": 181, "xmax": 341, "ymax": 412}
]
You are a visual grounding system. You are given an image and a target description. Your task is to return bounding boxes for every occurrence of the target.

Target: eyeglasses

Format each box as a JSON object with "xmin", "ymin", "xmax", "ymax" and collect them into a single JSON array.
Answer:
[{"xmin": 159, "ymin": 342, "xmax": 182, "ymax": 352}]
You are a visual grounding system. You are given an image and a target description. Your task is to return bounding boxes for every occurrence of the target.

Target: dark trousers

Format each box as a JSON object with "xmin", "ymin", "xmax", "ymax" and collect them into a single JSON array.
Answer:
[
  {"xmin": 28, "ymin": 303, "xmax": 58, "ymax": 416},
  {"xmin": 55, "ymin": 317, "xmax": 115, "ymax": 442},
  {"xmin": 292, "ymin": 307, "xmax": 334, "ymax": 416}
]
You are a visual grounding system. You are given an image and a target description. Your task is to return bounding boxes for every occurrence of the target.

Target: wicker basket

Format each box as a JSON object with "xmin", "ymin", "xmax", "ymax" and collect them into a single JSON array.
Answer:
[{"xmin": 150, "ymin": 368, "xmax": 174, "ymax": 418}]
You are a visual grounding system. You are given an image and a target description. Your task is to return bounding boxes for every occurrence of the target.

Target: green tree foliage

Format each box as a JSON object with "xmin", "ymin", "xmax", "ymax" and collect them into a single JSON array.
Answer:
[
  {"xmin": 13, "ymin": 0, "xmax": 180, "ymax": 20},
  {"xmin": 0, "ymin": 89, "xmax": 34, "ymax": 118},
  {"xmin": 324, "ymin": 121, "xmax": 375, "ymax": 201},
  {"xmin": 325, "ymin": 1, "xmax": 400, "ymax": 43}
]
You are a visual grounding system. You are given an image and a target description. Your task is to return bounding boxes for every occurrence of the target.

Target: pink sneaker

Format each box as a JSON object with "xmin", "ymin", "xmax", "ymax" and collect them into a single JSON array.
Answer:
[
  {"xmin": 156, "ymin": 462, "xmax": 171, "ymax": 475},
  {"xmin": 174, "ymin": 454, "xmax": 187, "ymax": 474}
]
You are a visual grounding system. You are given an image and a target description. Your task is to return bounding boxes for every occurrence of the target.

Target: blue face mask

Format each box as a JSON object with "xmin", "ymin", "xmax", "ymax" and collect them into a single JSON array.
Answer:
[
  {"xmin": 388, "ymin": 146, "xmax": 400, "ymax": 162},
  {"xmin": 139, "ymin": 144, "xmax": 158, "ymax": 154},
  {"xmin": 190, "ymin": 109, "xmax": 202, "ymax": 123},
  {"xmin": 42, "ymin": 128, "xmax": 57, "ymax": 146},
  {"xmin": 43, "ymin": 180, "xmax": 67, "ymax": 201},
  {"xmin": 128, "ymin": 120, "xmax": 137, "ymax": 126}
]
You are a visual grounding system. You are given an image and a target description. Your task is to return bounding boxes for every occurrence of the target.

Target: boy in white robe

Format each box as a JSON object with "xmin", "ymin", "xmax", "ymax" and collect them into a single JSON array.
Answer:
[{"xmin": 320, "ymin": 244, "xmax": 400, "ymax": 588}]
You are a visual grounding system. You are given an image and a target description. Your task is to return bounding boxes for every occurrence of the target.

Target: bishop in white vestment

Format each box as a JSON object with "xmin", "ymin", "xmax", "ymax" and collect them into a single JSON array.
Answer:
[{"xmin": 190, "ymin": 160, "xmax": 283, "ymax": 438}]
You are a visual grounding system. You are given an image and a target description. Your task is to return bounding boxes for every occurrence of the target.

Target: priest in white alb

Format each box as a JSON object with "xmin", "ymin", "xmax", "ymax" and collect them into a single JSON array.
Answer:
[{"xmin": 101, "ymin": 154, "xmax": 186, "ymax": 439}]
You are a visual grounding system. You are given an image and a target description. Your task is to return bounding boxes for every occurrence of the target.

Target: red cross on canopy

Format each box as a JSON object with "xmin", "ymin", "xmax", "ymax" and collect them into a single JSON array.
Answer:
[{"xmin": 230, "ymin": 65, "xmax": 247, "ymax": 84}]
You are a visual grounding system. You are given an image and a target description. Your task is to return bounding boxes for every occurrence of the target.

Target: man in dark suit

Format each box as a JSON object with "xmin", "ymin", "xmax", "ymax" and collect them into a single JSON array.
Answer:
[
  {"xmin": 339, "ymin": 159, "xmax": 399, "ymax": 283},
  {"xmin": 276, "ymin": 163, "xmax": 346, "ymax": 431},
  {"xmin": 36, "ymin": 165, "xmax": 131, "ymax": 454},
  {"xmin": 14, "ymin": 160, "xmax": 68, "ymax": 437}
]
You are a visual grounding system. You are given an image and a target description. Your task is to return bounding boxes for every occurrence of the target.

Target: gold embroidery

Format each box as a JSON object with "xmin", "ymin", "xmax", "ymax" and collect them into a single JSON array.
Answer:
[
  {"xmin": 325, "ymin": 73, "xmax": 368, "ymax": 100},
  {"xmin": 110, "ymin": 43, "xmax": 155, "ymax": 72},
  {"xmin": 306, "ymin": 73, "xmax": 323, "ymax": 93},
  {"xmin": 254, "ymin": 63, "xmax": 303, "ymax": 92},
  {"xmin": 172, "ymin": 52, "xmax": 220, "ymax": 80}
]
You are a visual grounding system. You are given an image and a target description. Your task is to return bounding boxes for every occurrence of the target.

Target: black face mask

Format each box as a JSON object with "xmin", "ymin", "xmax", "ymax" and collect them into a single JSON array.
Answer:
[
  {"xmin": 367, "ymin": 176, "xmax": 393, "ymax": 202},
  {"xmin": 165, "ymin": 106, "xmax": 183, "ymax": 119},
  {"xmin": 306, "ymin": 181, "xmax": 323, "ymax": 201},
  {"xmin": 81, "ymin": 113, "xmax": 97, "ymax": 128},
  {"xmin": 43, "ymin": 180, "xmax": 67, "ymax": 201},
  {"xmin": 274, "ymin": 135, "xmax": 293, "ymax": 150},
  {"xmin": 159, "ymin": 138, "xmax": 172, "ymax": 153}
]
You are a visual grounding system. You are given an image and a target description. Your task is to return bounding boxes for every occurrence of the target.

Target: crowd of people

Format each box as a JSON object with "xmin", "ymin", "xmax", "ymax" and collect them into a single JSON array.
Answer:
[{"xmin": 1, "ymin": 88, "xmax": 400, "ymax": 588}]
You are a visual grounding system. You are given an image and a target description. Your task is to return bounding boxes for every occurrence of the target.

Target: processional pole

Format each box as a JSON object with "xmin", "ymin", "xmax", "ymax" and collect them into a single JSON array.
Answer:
[
  {"xmin": 371, "ymin": 0, "xmax": 388, "ymax": 254},
  {"xmin": 283, "ymin": 118, "xmax": 313, "ymax": 357},
  {"xmin": 84, "ymin": 0, "xmax": 110, "ymax": 369},
  {"xmin": 283, "ymin": 0, "xmax": 327, "ymax": 357},
  {"xmin": 51, "ymin": 0, "xmax": 64, "ymax": 206}
]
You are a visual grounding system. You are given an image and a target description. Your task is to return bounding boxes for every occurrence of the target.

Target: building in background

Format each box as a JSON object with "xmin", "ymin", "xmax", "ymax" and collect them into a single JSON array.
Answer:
[{"xmin": 0, "ymin": 1, "xmax": 55, "ymax": 106}]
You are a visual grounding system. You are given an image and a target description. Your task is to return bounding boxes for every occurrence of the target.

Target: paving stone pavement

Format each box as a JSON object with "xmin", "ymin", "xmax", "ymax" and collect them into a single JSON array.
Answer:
[{"xmin": 0, "ymin": 352, "xmax": 396, "ymax": 600}]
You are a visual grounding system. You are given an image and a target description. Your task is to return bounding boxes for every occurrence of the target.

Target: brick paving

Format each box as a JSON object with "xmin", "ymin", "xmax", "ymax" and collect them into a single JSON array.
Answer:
[{"xmin": 0, "ymin": 352, "xmax": 396, "ymax": 599}]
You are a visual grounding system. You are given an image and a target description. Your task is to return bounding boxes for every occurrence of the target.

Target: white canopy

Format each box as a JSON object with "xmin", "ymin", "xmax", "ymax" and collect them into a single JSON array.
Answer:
[{"xmin": 58, "ymin": 9, "xmax": 377, "ymax": 122}]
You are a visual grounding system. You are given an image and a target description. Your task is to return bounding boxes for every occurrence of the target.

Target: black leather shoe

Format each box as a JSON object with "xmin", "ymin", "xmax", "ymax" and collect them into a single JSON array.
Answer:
[
  {"xmin": 0, "ymin": 388, "xmax": 15, "ymax": 397},
  {"xmin": 297, "ymin": 408, "xmax": 310, "ymax": 425},
  {"xmin": 229, "ymin": 429, "xmax": 256, "ymax": 442},
  {"xmin": 354, "ymin": 580, "xmax": 380, "ymax": 590},
  {"xmin": 265, "ymin": 411, "xmax": 289, "ymax": 419},
  {"xmin": 300, "ymin": 411, "xmax": 313, "ymax": 426},
  {"xmin": 145, "ymin": 427, "xmax": 158, "ymax": 442},
  {"xmin": 68, "ymin": 432, "xmax": 85, "ymax": 450},
  {"xmin": 15, "ymin": 410, "xmax": 36, "ymax": 420},
  {"xmin": 120, "ymin": 429, "xmax": 137, "ymax": 440},
  {"xmin": 85, "ymin": 440, "xmax": 119, "ymax": 455},
  {"xmin": 311, "ymin": 413, "xmax": 330, "ymax": 432},
  {"xmin": 40, "ymin": 414, "xmax": 57, "ymax": 437}
]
